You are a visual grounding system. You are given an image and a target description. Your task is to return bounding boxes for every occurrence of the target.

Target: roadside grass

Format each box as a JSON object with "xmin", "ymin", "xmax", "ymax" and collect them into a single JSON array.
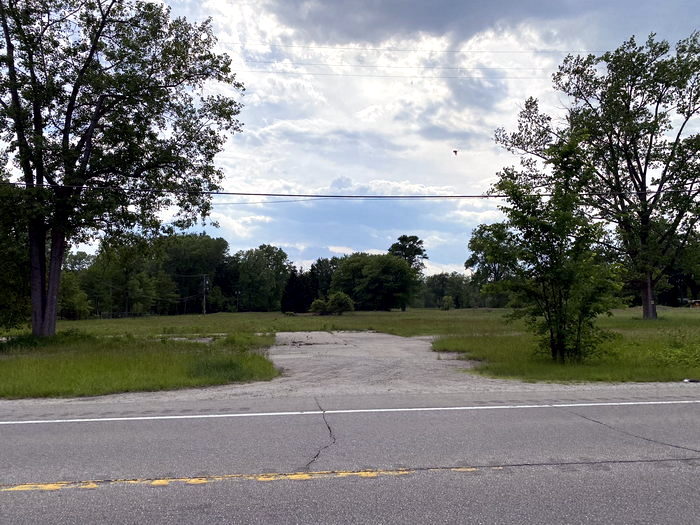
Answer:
[
  {"xmin": 0, "ymin": 331, "xmax": 277, "ymax": 398},
  {"xmin": 2, "ymin": 306, "xmax": 699, "ymax": 396},
  {"xmin": 433, "ymin": 307, "xmax": 700, "ymax": 382}
]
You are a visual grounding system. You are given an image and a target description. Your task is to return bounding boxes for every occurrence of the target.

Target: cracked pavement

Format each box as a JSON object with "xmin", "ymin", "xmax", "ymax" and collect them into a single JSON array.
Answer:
[
  {"xmin": 1, "ymin": 331, "xmax": 699, "ymax": 523},
  {"xmin": 304, "ymin": 398, "xmax": 337, "ymax": 469}
]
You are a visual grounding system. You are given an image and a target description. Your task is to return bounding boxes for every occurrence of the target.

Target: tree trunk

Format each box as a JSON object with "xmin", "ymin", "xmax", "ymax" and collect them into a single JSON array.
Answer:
[
  {"xmin": 641, "ymin": 273, "xmax": 657, "ymax": 320},
  {"xmin": 28, "ymin": 222, "xmax": 47, "ymax": 336},
  {"xmin": 28, "ymin": 224, "xmax": 67, "ymax": 337}
]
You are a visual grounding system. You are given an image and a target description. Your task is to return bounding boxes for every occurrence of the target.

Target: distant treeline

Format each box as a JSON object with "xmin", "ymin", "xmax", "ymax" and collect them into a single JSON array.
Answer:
[{"xmin": 57, "ymin": 234, "xmax": 494, "ymax": 320}]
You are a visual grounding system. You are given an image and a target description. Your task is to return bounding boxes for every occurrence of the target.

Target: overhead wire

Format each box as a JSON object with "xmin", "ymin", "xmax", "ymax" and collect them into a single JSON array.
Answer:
[
  {"xmin": 231, "ymin": 42, "xmax": 600, "ymax": 54},
  {"xmin": 238, "ymin": 60, "xmax": 549, "ymax": 70},
  {"xmin": 238, "ymin": 70, "xmax": 548, "ymax": 79},
  {"xmin": 2, "ymin": 181, "xmax": 695, "ymax": 202}
]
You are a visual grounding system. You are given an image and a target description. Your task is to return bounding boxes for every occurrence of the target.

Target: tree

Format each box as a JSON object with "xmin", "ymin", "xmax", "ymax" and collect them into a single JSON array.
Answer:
[
  {"xmin": 0, "ymin": 180, "xmax": 30, "ymax": 328},
  {"xmin": 160, "ymin": 234, "xmax": 229, "ymax": 314},
  {"xmin": 236, "ymin": 245, "xmax": 292, "ymax": 312},
  {"xmin": 332, "ymin": 253, "xmax": 415, "ymax": 311},
  {"xmin": 657, "ymin": 231, "xmax": 700, "ymax": 305},
  {"xmin": 281, "ymin": 267, "xmax": 315, "ymax": 313},
  {"xmin": 424, "ymin": 272, "xmax": 476, "ymax": 308},
  {"xmin": 466, "ymin": 224, "xmax": 519, "ymax": 307},
  {"xmin": 79, "ymin": 235, "xmax": 175, "ymax": 317},
  {"xmin": 0, "ymin": 0, "xmax": 243, "ymax": 335},
  {"xmin": 388, "ymin": 235, "xmax": 428, "ymax": 271},
  {"xmin": 468, "ymin": 138, "xmax": 620, "ymax": 362},
  {"xmin": 496, "ymin": 33, "xmax": 700, "ymax": 319},
  {"xmin": 63, "ymin": 251, "xmax": 94, "ymax": 272},
  {"xmin": 308, "ymin": 257, "xmax": 339, "ymax": 298},
  {"xmin": 58, "ymin": 271, "xmax": 91, "ymax": 320},
  {"xmin": 329, "ymin": 253, "xmax": 372, "ymax": 306}
]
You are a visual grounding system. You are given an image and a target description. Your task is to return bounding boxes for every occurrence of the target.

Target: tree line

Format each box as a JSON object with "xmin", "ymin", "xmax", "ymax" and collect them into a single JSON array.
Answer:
[
  {"xmin": 53, "ymin": 233, "xmax": 491, "ymax": 320},
  {"xmin": 0, "ymin": 0, "xmax": 697, "ymax": 368}
]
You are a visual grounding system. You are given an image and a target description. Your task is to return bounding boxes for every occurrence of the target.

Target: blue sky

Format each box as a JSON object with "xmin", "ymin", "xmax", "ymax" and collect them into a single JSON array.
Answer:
[{"xmin": 163, "ymin": 0, "xmax": 698, "ymax": 274}]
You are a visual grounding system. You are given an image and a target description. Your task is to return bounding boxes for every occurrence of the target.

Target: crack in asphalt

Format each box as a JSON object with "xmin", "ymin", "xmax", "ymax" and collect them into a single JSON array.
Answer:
[
  {"xmin": 305, "ymin": 397, "xmax": 337, "ymax": 470},
  {"xmin": 561, "ymin": 408, "xmax": 700, "ymax": 454}
]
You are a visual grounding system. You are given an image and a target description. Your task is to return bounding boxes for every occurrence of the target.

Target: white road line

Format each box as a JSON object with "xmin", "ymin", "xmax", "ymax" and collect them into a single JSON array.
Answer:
[{"xmin": 0, "ymin": 400, "xmax": 698, "ymax": 426}]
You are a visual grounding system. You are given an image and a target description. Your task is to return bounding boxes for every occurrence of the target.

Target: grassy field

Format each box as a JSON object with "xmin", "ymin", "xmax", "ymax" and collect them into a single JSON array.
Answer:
[
  {"xmin": 434, "ymin": 307, "xmax": 700, "ymax": 382},
  {"xmin": 54, "ymin": 308, "xmax": 512, "ymax": 337},
  {"xmin": 0, "ymin": 331, "xmax": 277, "ymax": 398},
  {"xmin": 1, "ymin": 307, "xmax": 698, "ymax": 398}
]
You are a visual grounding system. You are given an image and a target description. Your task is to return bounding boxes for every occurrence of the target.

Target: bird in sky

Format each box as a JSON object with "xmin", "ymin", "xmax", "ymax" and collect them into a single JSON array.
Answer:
[{"xmin": 452, "ymin": 149, "xmax": 458, "ymax": 156}]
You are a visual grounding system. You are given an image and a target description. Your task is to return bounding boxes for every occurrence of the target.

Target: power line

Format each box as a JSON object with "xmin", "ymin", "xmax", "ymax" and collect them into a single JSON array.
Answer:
[
  {"xmin": 239, "ymin": 60, "xmax": 550, "ymax": 71},
  {"xmin": 3, "ymin": 181, "xmax": 695, "ymax": 201},
  {"xmin": 239, "ymin": 70, "xmax": 547, "ymax": 80},
  {"xmin": 2, "ymin": 181, "xmax": 493, "ymax": 199},
  {"xmin": 214, "ymin": 197, "xmax": 332, "ymax": 205},
  {"xmin": 233, "ymin": 42, "xmax": 598, "ymax": 54}
]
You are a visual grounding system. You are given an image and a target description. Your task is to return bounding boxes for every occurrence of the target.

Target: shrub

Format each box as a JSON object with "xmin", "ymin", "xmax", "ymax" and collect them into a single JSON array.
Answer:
[
  {"xmin": 441, "ymin": 295, "xmax": 454, "ymax": 311},
  {"xmin": 309, "ymin": 298, "xmax": 328, "ymax": 315},
  {"xmin": 327, "ymin": 292, "xmax": 354, "ymax": 315}
]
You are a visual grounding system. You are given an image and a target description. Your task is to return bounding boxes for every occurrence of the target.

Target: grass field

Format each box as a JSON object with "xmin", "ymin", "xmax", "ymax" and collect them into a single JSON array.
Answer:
[
  {"xmin": 0, "ymin": 331, "xmax": 277, "ymax": 398},
  {"xmin": 55, "ymin": 308, "xmax": 513, "ymax": 337},
  {"xmin": 432, "ymin": 307, "xmax": 700, "ymax": 382},
  {"xmin": 1, "ymin": 307, "xmax": 699, "ymax": 397}
]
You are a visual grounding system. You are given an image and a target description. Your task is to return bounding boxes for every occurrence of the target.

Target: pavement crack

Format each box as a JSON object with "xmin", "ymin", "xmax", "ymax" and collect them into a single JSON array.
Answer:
[
  {"xmin": 305, "ymin": 397, "xmax": 337, "ymax": 470},
  {"xmin": 561, "ymin": 408, "xmax": 700, "ymax": 454}
]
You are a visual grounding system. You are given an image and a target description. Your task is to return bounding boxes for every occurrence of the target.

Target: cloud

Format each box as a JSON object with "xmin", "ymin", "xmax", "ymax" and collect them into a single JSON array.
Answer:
[
  {"xmin": 265, "ymin": 0, "xmax": 591, "ymax": 45},
  {"xmin": 210, "ymin": 212, "xmax": 273, "ymax": 238},
  {"xmin": 423, "ymin": 260, "xmax": 468, "ymax": 276},
  {"xmin": 164, "ymin": 0, "xmax": 697, "ymax": 277},
  {"xmin": 328, "ymin": 245, "xmax": 355, "ymax": 255}
]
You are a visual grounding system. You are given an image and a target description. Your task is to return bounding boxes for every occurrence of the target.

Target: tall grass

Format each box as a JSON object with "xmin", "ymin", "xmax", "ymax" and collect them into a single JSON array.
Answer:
[
  {"xmin": 0, "ymin": 331, "xmax": 277, "ymax": 398},
  {"xmin": 2, "ymin": 307, "xmax": 699, "ymax": 393},
  {"xmin": 433, "ymin": 307, "xmax": 700, "ymax": 382}
]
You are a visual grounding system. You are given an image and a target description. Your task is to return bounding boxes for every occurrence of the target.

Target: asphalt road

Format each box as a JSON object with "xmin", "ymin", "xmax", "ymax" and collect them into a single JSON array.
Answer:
[{"xmin": 1, "ymin": 332, "xmax": 699, "ymax": 523}]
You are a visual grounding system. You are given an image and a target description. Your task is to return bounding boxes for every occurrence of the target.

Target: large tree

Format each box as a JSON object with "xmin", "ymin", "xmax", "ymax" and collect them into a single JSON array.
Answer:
[
  {"xmin": 388, "ymin": 234, "xmax": 428, "ymax": 271},
  {"xmin": 0, "ymin": 0, "xmax": 243, "ymax": 335},
  {"xmin": 331, "ymin": 253, "xmax": 415, "ymax": 311},
  {"xmin": 236, "ymin": 245, "xmax": 292, "ymax": 312},
  {"xmin": 496, "ymin": 33, "xmax": 700, "ymax": 319}
]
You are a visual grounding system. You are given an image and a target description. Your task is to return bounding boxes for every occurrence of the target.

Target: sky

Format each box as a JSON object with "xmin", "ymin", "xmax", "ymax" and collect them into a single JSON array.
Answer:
[{"xmin": 164, "ymin": 0, "xmax": 698, "ymax": 274}]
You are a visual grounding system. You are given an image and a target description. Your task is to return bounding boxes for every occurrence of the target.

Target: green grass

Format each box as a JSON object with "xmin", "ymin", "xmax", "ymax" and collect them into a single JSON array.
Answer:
[
  {"xmin": 0, "ymin": 331, "xmax": 278, "ymax": 398},
  {"xmin": 2, "ymin": 307, "xmax": 699, "ymax": 396},
  {"xmin": 433, "ymin": 307, "xmax": 700, "ymax": 382},
  {"xmin": 52, "ymin": 308, "xmax": 507, "ymax": 338}
]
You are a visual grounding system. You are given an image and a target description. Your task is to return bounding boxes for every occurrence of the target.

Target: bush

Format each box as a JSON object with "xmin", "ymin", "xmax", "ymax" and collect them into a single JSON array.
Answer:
[
  {"xmin": 327, "ymin": 292, "xmax": 354, "ymax": 315},
  {"xmin": 441, "ymin": 295, "xmax": 454, "ymax": 311},
  {"xmin": 309, "ymin": 298, "xmax": 328, "ymax": 315}
]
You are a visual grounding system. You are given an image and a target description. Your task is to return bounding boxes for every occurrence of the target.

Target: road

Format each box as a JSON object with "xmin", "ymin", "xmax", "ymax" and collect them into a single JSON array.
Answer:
[{"xmin": 1, "ymin": 332, "xmax": 698, "ymax": 523}]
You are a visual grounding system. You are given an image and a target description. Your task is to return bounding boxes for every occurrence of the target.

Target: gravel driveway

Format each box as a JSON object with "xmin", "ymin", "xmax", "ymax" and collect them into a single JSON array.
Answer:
[
  {"xmin": 3, "ymin": 331, "xmax": 695, "ymax": 406},
  {"xmin": 253, "ymin": 331, "xmax": 693, "ymax": 398}
]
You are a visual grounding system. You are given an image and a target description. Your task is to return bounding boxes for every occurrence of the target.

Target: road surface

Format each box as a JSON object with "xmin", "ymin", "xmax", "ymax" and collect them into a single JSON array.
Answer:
[{"xmin": 1, "ymin": 332, "xmax": 698, "ymax": 523}]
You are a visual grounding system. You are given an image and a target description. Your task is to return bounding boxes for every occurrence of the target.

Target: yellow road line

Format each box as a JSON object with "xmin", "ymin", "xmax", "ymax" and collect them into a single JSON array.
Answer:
[{"xmin": 0, "ymin": 467, "xmax": 489, "ymax": 493}]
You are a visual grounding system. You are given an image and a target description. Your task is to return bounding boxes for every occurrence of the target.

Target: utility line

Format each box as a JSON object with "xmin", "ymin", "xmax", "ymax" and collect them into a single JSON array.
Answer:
[
  {"xmin": 232, "ymin": 42, "xmax": 598, "ymax": 54},
  {"xmin": 239, "ymin": 70, "xmax": 547, "ymax": 79},
  {"xmin": 2, "ymin": 181, "xmax": 695, "ymax": 200},
  {"xmin": 238, "ymin": 60, "xmax": 550, "ymax": 70}
]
